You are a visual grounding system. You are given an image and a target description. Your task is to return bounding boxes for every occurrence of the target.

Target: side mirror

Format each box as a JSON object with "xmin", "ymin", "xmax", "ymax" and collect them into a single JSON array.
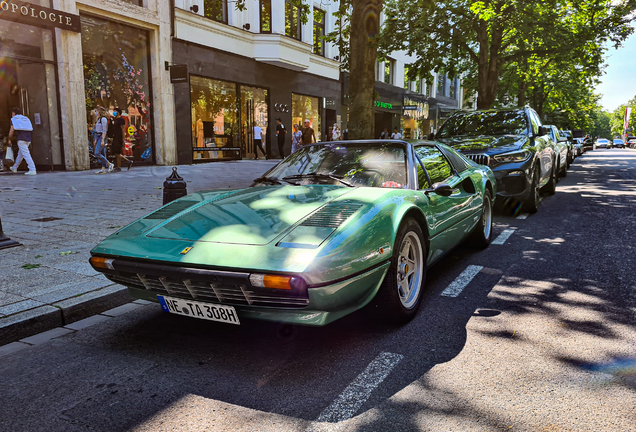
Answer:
[
  {"xmin": 537, "ymin": 126, "xmax": 550, "ymax": 136},
  {"xmin": 426, "ymin": 182, "xmax": 453, "ymax": 197}
]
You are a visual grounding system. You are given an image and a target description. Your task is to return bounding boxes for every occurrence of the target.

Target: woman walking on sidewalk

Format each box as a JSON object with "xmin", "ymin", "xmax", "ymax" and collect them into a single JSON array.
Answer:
[
  {"xmin": 111, "ymin": 108, "xmax": 132, "ymax": 172},
  {"xmin": 94, "ymin": 107, "xmax": 114, "ymax": 174},
  {"xmin": 8, "ymin": 107, "xmax": 36, "ymax": 175},
  {"xmin": 291, "ymin": 124, "xmax": 302, "ymax": 153}
]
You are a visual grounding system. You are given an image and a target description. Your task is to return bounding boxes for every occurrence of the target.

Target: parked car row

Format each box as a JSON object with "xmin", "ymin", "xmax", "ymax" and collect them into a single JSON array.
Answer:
[{"xmin": 433, "ymin": 106, "xmax": 577, "ymax": 214}]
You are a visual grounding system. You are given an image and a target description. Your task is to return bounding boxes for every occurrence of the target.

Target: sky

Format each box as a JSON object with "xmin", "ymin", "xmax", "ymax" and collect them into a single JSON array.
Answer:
[{"xmin": 596, "ymin": 33, "xmax": 636, "ymax": 112}]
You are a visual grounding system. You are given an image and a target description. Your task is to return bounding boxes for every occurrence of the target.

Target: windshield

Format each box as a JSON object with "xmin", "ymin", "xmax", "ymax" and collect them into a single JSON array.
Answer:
[
  {"xmin": 598, "ymin": 139, "xmax": 609, "ymax": 143},
  {"xmin": 437, "ymin": 110, "xmax": 528, "ymax": 138},
  {"xmin": 263, "ymin": 142, "xmax": 408, "ymax": 188},
  {"xmin": 613, "ymin": 140, "xmax": 624, "ymax": 144}
]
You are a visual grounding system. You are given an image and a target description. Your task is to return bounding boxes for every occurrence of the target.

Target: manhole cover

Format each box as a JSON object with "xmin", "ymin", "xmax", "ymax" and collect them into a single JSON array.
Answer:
[{"xmin": 31, "ymin": 217, "xmax": 63, "ymax": 222}]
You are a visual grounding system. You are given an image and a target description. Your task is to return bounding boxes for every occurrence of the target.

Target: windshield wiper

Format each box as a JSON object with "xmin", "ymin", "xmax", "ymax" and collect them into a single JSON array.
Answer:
[
  {"xmin": 252, "ymin": 176, "xmax": 288, "ymax": 185},
  {"xmin": 282, "ymin": 172, "xmax": 355, "ymax": 187}
]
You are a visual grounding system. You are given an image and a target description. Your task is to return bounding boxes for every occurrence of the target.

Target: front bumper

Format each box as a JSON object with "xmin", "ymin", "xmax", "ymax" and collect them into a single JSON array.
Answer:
[
  {"xmin": 96, "ymin": 258, "xmax": 390, "ymax": 326},
  {"xmin": 490, "ymin": 160, "xmax": 533, "ymax": 201}
]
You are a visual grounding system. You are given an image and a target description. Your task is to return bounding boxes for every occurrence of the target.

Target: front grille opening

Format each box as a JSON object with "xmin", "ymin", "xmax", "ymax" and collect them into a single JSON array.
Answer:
[{"xmin": 105, "ymin": 272, "xmax": 309, "ymax": 309}]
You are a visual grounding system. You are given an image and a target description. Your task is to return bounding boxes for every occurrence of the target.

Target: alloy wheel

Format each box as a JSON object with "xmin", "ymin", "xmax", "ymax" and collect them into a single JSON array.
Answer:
[{"xmin": 396, "ymin": 232, "xmax": 424, "ymax": 309}]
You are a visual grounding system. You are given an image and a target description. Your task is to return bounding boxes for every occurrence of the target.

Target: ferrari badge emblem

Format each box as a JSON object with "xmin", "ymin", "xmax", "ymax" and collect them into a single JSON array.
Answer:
[{"xmin": 180, "ymin": 247, "xmax": 193, "ymax": 255}]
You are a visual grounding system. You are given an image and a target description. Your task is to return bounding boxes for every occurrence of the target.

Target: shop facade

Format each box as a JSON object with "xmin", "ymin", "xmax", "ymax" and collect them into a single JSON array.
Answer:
[
  {"xmin": 172, "ymin": 3, "xmax": 341, "ymax": 163},
  {"xmin": 2, "ymin": 0, "xmax": 175, "ymax": 172}
]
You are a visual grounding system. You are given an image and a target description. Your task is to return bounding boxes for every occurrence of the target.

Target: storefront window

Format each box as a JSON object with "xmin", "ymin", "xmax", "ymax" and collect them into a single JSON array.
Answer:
[
  {"xmin": 0, "ymin": 19, "xmax": 62, "ymax": 167},
  {"xmin": 81, "ymin": 15, "xmax": 154, "ymax": 163},
  {"xmin": 292, "ymin": 94, "xmax": 321, "ymax": 141},
  {"xmin": 240, "ymin": 86, "xmax": 268, "ymax": 159},
  {"xmin": 190, "ymin": 76, "xmax": 240, "ymax": 161}
]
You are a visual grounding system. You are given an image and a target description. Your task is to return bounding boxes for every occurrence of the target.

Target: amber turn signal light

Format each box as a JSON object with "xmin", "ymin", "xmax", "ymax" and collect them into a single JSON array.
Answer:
[
  {"xmin": 249, "ymin": 274, "xmax": 306, "ymax": 290},
  {"xmin": 89, "ymin": 256, "xmax": 114, "ymax": 270}
]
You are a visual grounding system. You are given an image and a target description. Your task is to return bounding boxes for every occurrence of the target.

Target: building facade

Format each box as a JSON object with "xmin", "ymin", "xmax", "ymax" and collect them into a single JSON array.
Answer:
[
  {"xmin": 171, "ymin": 0, "xmax": 341, "ymax": 163},
  {"xmin": 0, "ymin": 0, "xmax": 175, "ymax": 171}
]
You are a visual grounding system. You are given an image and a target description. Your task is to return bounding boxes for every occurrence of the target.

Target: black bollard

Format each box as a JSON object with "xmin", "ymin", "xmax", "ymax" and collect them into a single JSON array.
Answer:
[
  {"xmin": 0, "ymin": 217, "xmax": 21, "ymax": 250},
  {"xmin": 163, "ymin": 167, "xmax": 188, "ymax": 205}
]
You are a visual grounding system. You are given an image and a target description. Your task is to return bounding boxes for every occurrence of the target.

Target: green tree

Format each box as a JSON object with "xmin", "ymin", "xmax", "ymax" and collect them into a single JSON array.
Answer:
[
  {"xmin": 610, "ymin": 97, "xmax": 636, "ymax": 137},
  {"xmin": 381, "ymin": 0, "xmax": 636, "ymax": 109}
]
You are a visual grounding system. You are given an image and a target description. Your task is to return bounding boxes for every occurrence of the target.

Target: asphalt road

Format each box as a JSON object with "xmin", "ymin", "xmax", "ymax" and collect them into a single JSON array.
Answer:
[{"xmin": 2, "ymin": 149, "xmax": 635, "ymax": 432}]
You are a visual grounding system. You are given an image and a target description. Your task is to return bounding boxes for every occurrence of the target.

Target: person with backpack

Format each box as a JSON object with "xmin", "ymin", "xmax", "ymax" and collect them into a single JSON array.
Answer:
[
  {"xmin": 8, "ymin": 107, "xmax": 36, "ymax": 175},
  {"xmin": 94, "ymin": 107, "xmax": 113, "ymax": 174}
]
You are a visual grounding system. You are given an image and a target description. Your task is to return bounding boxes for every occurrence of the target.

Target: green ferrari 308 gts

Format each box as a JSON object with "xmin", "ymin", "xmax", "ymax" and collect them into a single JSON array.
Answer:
[{"xmin": 90, "ymin": 140, "xmax": 496, "ymax": 326}]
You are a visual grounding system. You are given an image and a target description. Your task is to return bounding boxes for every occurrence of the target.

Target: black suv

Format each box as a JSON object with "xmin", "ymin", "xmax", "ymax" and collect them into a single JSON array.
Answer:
[{"xmin": 434, "ymin": 107, "xmax": 557, "ymax": 213}]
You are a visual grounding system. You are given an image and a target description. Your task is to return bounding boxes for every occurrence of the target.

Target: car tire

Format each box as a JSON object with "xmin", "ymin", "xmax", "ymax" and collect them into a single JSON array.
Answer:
[
  {"xmin": 523, "ymin": 167, "xmax": 541, "ymax": 214},
  {"xmin": 560, "ymin": 158, "xmax": 568, "ymax": 178},
  {"xmin": 542, "ymin": 163, "xmax": 557, "ymax": 195},
  {"xmin": 469, "ymin": 189, "xmax": 493, "ymax": 249},
  {"xmin": 373, "ymin": 218, "xmax": 426, "ymax": 324}
]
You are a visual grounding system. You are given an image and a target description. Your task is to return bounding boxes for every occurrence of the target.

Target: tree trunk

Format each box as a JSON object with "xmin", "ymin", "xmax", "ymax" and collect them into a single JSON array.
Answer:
[
  {"xmin": 348, "ymin": 0, "xmax": 382, "ymax": 139},
  {"xmin": 476, "ymin": 23, "xmax": 502, "ymax": 109}
]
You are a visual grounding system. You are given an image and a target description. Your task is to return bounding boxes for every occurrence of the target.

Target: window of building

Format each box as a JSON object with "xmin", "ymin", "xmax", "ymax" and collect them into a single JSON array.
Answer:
[
  {"xmin": 313, "ymin": 8, "xmax": 326, "ymax": 55},
  {"xmin": 437, "ymin": 74, "xmax": 446, "ymax": 97},
  {"xmin": 450, "ymin": 78, "xmax": 457, "ymax": 99},
  {"xmin": 415, "ymin": 79, "xmax": 421, "ymax": 94},
  {"xmin": 204, "ymin": 0, "xmax": 228, "ymax": 24},
  {"xmin": 120, "ymin": 0, "xmax": 144, "ymax": 6},
  {"xmin": 375, "ymin": 61, "xmax": 381, "ymax": 81},
  {"xmin": 292, "ymin": 94, "xmax": 321, "ymax": 141},
  {"xmin": 384, "ymin": 59, "xmax": 394, "ymax": 85},
  {"xmin": 81, "ymin": 15, "xmax": 154, "ymax": 164},
  {"xmin": 190, "ymin": 76, "xmax": 239, "ymax": 161},
  {"xmin": 285, "ymin": 0, "xmax": 302, "ymax": 40},
  {"xmin": 260, "ymin": 0, "xmax": 272, "ymax": 33},
  {"xmin": 0, "ymin": 19, "xmax": 61, "ymax": 167}
]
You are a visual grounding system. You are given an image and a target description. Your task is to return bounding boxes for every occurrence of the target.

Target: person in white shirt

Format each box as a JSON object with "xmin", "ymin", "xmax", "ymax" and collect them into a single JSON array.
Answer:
[
  {"xmin": 332, "ymin": 124, "xmax": 341, "ymax": 141},
  {"xmin": 391, "ymin": 127, "xmax": 402, "ymax": 140},
  {"xmin": 94, "ymin": 107, "xmax": 114, "ymax": 174},
  {"xmin": 253, "ymin": 124, "xmax": 266, "ymax": 159},
  {"xmin": 8, "ymin": 107, "xmax": 36, "ymax": 175}
]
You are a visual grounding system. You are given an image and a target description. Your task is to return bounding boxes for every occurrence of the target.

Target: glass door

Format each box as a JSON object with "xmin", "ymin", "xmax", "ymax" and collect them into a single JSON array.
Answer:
[{"xmin": 240, "ymin": 86, "xmax": 268, "ymax": 159}]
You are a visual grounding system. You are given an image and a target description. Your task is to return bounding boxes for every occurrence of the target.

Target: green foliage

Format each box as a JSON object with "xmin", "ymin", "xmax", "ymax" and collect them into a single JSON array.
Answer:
[
  {"xmin": 609, "ymin": 96, "xmax": 636, "ymax": 137},
  {"xmin": 381, "ymin": 0, "xmax": 636, "ymax": 109},
  {"xmin": 21, "ymin": 263, "xmax": 41, "ymax": 270}
]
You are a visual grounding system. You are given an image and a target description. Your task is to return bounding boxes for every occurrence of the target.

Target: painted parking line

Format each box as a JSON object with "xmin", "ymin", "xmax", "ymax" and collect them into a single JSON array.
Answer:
[
  {"xmin": 316, "ymin": 352, "xmax": 404, "ymax": 423},
  {"xmin": 440, "ymin": 265, "xmax": 483, "ymax": 298},
  {"xmin": 492, "ymin": 229, "xmax": 516, "ymax": 245},
  {"xmin": 517, "ymin": 213, "xmax": 529, "ymax": 220}
]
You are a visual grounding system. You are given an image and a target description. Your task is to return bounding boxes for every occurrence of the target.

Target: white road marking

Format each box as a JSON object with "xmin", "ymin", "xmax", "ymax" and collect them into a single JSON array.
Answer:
[
  {"xmin": 440, "ymin": 265, "xmax": 483, "ymax": 298},
  {"xmin": 492, "ymin": 229, "xmax": 516, "ymax": 245},
  {"xmin": 316, "ymin": 352, "xmax": 403, "ymax": 423},
  {"xmin": 517, "ymin": 213, "xmax": 529, "ymax": 220}
]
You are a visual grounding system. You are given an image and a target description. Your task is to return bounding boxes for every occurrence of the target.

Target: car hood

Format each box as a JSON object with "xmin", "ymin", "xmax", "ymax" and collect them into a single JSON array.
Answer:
[
  {"xmin": 145, "ymin": 185, "xmax": 351, "ymax": 245},
  {"xmin": 436, "ymin": 135, "xmax": 527, "ymax": 154}
]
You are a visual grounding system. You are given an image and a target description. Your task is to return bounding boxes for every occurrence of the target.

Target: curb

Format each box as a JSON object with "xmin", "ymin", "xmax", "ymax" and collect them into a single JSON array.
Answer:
[{"xmin": 0, "ymin": 285, "xmax": 131, "ymax": 346}]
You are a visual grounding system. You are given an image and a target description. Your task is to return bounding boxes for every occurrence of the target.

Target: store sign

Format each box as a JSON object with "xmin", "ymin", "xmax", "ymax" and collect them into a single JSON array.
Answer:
[
  {"xmin": 169, "ymin": 65, "xmax": 188, "ymax": 83},
  {"xmin": 274, "ymin": 103, "xmax": 289, "ymax": 113},
  {"xmin": 374, "ymin": 101, "xmax": 393, "ymax": 110},
  {"xmin": 403, "ymin": 105, "xmax": 420, "ymax": 111},
  {"xmin": 0, "ymin": 1, "xmax": 81, "ymax": 32}
]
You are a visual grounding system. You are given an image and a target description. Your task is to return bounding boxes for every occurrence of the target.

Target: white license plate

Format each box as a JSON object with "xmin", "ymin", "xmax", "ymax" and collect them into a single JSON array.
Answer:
[{"xmin": 157, "ymin": 295, "xmax": 240, "ymax": 325}]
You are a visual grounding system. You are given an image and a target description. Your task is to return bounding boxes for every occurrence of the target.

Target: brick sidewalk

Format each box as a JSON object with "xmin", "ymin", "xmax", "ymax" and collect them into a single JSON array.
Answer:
[{"xmin": 0, "ymin": 161, "xmax": 278, "ymax": 344}]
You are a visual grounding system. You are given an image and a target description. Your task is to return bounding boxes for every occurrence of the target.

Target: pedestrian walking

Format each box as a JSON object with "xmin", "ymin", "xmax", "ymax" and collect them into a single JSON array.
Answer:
[
  {"xmin": 253, "ymin": 123, "xmax": 266, "ymax": 159},
  {"xmin": 8, "ymin": 107, "xmax": 36, "ymax": 175},
  {"xmin": 380, "ymin": 127, "xmax": 390, "ymax": 139},
  {"xmin": 291, "ymin": 124, "xmax": 302, "ymax": 153},
  {"xmin": 391, "ymin": 127, "xmax": 402, "ymax": 140},
  {"xmin": 111, "ymin": 108, "xmax": 133, "ymax": 172},
  {"xmin": 332, "ymin": 124, "xmax": 341, "ymax": 141},
  {"xmin": 275, "ymin": 118, "xmax": 287, "ymax": 158},
  {"xmin": 94, "ymin": 107, "xmax": 113, "ymax": 174},
  {"xmin": 302, "ymin": 119, "xmax": 316, "ymax": 145}
]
